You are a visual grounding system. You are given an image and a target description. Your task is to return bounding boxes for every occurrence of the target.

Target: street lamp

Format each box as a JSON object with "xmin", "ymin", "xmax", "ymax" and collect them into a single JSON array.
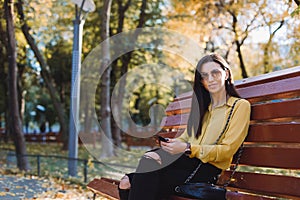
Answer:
[{"xmin": 68, "ymin": 0, "xmax": 95, "ymax": 176}]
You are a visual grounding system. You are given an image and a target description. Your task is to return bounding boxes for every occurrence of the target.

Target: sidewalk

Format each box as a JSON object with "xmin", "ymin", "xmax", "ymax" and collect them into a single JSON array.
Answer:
[{"xmin": 0, "ymin": 174, "xmax": 52, "ymax": 199}]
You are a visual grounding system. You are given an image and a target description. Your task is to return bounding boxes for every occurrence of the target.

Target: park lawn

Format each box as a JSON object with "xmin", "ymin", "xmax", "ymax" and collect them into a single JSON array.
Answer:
[{"xmin": 1, "ymin": 142, "xmax": 145, "ymax": 181}]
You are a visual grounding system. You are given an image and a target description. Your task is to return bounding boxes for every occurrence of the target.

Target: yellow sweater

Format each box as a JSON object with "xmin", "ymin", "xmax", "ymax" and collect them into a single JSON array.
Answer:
[{"xmin": 177, "ymin": 97, "xmax": 251, "ymax": 170}]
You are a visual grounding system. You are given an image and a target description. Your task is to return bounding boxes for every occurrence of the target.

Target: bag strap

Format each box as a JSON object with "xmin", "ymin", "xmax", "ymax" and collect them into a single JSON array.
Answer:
[
  {"xmin": 184, "ymin": 98, "xmax": 240, "ymax": 184},
  {"xmin": 213, "ymin": 98, "xmax": 240, "ymax": 145},
  {"xmin": 223, "ymin": 144, "xmax": 243, "ymax": 187}
]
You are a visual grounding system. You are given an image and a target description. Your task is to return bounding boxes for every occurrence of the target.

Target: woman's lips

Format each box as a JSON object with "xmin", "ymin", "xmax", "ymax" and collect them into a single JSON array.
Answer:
[{"xmin": 208, "ymin": 83, "xmax": 218, "ymax": 88}]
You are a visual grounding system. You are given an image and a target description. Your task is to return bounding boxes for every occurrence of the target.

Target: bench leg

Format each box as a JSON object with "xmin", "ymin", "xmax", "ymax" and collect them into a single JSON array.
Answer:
[{"xmin": 93, "ymin": 193, "xmax": 96, "ymax": 200}]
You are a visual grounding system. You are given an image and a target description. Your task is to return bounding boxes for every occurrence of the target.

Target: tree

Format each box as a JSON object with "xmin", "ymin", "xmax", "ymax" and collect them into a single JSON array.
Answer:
[
  {"xmin": 165, "ymin": 0, "xmax": 298, "ymax": 78},
  {"xmin": 206, "ymin": 0, "xmax": 266, "ymax": 78},
  {"xmin": 99, "ymin": 0, "xmax": 114, "ymax": 158},
  {"xmin": 4, "ymin": 0, "xmax": 29, "ymax": 170},
  {"xmin": 16, "ymin": 0, "xmax": 69, "ymax": 149},
  {"xmin": 293, "ymin": 0, "xmax": 300, "ymax": 16},
  {"xmin": 45, "ymin": 39, "xmax": 72, "ymax": 130},
  {"xmin": 0, "ymin": 8, "xmax": 9, "ymax": 141}
]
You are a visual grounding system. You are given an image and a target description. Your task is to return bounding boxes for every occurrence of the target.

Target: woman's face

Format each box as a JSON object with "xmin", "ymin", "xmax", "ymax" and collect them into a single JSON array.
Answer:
[{"xmin": 200, "ymin": 62, "xmax": 228, "ymax": 94}]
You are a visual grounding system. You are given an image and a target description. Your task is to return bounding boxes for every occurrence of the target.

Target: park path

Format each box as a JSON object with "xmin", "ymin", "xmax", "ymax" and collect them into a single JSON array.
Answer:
[
  {"xmin": 0, "ymin": 174, "xmax": 52, "ymax": 199},
  {"xmin": 0, "ymin": 174, "xmax": 101, "ymax": 199}
]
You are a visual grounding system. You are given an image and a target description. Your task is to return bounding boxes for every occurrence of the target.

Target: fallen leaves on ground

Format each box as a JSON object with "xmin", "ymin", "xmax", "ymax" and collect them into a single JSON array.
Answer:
[{"xmin": 0, "ymin": 172, "xmax": 110, "ymax": 200}]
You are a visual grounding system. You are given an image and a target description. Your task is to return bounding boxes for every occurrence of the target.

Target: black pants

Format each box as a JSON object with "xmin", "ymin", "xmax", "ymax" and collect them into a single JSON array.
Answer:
[{"xmin": 119, "ymin": 148, "xmax": 222, "ymax": 200}]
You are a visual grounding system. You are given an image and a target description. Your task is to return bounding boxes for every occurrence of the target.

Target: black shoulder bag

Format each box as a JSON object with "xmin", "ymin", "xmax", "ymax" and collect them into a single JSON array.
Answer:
[{"xmin": 175, "ymin": 99, "xmax": 243, "ymax": 200}]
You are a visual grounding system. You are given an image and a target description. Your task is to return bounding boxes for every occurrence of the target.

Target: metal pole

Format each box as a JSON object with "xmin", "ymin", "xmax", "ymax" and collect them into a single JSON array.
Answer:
[
  {"xmin": 68, "ymin": 14, "xmax": 85, "ymax": 177},
  {"xmin": 83, "ymin": 159, "xmax": 88, "ymax": 182},
  {"xmin": 37, "ymin": 155, "xmax": 40, "ymax": 176}
]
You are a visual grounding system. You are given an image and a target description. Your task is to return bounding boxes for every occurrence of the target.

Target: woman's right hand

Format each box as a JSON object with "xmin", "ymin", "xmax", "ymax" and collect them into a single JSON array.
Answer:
[{"xmin": 161, "ymin": 138, "xmax": 187, "ymax": 155}]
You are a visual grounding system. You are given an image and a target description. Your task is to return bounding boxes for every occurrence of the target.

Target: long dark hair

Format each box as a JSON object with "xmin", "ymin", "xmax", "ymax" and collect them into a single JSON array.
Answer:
[{"xmin": 187, "ymin": 53, "xmax": 240, "ymax": 138}]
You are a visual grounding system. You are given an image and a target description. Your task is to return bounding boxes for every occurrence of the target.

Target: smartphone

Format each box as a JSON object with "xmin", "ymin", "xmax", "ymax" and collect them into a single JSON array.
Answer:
[{"xmin": 158, "ymin": 135, "xmax": 169, "ymax": 142}]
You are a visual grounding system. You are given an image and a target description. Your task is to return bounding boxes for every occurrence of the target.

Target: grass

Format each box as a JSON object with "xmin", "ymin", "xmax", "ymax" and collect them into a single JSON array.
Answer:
[{"xmin": 0, "ymin": 142, "xmax": 148, "ymax": 184}]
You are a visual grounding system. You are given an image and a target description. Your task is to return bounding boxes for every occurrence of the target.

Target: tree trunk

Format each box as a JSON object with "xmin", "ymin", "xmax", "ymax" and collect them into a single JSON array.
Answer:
[
  {"xmin": 5, "ymin": 0, "xmax": 29, "ymax": 170},
  {"xmin": 110, "ymin": 0, "xmax": 130, "ymax": 148},
  {"xmin": 235, "ymin": 41, "xmax": 248, "ymax": 78},
  {"xmin": 0, "ymin": 19, "xmax": 9, "ymax": 142},
  {"xmin": 230, "ymin": 10, "xmax": 248, "ymax": 78},
  {"xmin": 83, "ymin": 90, "xmax": 92, "ymax": 134},
  {"xmin": 16, "ymin": 0, "xmax": 69, "ymax": 149},
  {"xmin": 100, "ymin": 0, "xmax": 114, "ymax": 158},
  {"xmin": 263, "ymin": 20, "xmax": 284, "ymax": 73}
]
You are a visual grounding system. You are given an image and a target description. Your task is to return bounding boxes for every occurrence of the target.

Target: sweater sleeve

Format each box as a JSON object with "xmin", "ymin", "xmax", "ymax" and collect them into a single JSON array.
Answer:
[{"xmin": 189, "ymin": 99, "xmax": 251, "ymax": 165}]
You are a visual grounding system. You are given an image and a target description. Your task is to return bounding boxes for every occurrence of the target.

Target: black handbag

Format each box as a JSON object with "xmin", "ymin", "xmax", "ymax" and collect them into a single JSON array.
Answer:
[
  {"xmin": 175, "ymin": 99, "xmax": 242, "ymax": 200},
  {"xmin": 175, "ymin": 182, "xmax": 226, "ymax": 199}
]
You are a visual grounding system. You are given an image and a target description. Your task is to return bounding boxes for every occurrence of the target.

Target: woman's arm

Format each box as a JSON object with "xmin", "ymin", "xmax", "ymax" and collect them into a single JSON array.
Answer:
[{"xmin": 190, "ymin": 99, "xmax": 251, "ymax": 163}]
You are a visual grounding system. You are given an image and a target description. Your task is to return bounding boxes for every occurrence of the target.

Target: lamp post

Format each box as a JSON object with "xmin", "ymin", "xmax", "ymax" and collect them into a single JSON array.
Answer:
[{"xmin": 68, "ymin": 0, "xmax": 95, "ymax": 176}]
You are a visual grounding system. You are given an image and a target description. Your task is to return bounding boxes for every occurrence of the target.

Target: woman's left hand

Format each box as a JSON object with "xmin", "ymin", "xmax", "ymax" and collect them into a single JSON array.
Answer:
[{"xmin": 160, "ymin": 138, "xmax": 187, "ymax": 155}]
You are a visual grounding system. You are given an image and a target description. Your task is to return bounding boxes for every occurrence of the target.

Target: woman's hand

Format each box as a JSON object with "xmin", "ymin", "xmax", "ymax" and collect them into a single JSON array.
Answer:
[{"xmin": 160, "ymin": 138, "xmax": 187, "ymax": 155}]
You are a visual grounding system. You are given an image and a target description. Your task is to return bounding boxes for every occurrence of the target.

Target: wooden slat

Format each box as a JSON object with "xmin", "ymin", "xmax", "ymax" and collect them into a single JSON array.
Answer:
[
  {"xmin": 170, "ymin": 66, "xmax": 300, "ymax": 103},
  {"xmin": 238, "ymin": 76, "xmax": 300, "ymax": 102},
  {"xmin": 170, "ymin": 67, "xmax": 300, "ymax": 104},
  {"xmin": 165, "ymin": 98, "xmax": 192, "ymax": 115},
  {"xmin": 239, "ymin": 146, "xmax": 300, "ymax": 169},
  {"xmin": 225, "ymin": 191, "xmax": 276, "ymax": 200},
  {"xmin": 219, "ymin": 171, "xmax": 300, "ymax": 198},
  {"xmin": 101, "ymin": 177, "xmax": 120, "ymax": 184},
  {"xmin": 247, "ymin": 123, "xmax": 300, "ymax": 143},
  {"xmin": 162, "ymin": 100, "xmax": 300, "ymax": 129},
  {"xmin": 237, "ymin": 76, "xmax": 300, "ymax": 102},
  {"xmin": 160, "ymin": 113, "xmax": 189, "ymax": 129},
  {"xmin": 251, "ymin": 98, "xmax": 300, "ymax": 121},
  {"xmin": 235, "ymin": 66, "xmax": 300, "ymax": 88},
  {"xmin": 87, "ymin": 178, "xmax": 119, "ymax": 200},
  {"xmin": 173, "ymin": 91, "xmax": 193, "ymax": 102}
]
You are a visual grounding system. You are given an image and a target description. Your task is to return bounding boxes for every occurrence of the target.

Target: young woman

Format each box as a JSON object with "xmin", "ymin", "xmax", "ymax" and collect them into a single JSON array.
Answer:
[{"xmin": 118, "ymin": 53, "xmax": 251, "ymax": 200}]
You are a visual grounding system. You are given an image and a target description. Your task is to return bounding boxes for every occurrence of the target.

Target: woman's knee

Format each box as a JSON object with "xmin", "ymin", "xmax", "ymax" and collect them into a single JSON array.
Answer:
[
  {"xmin": 119, "ymin": 175, "xmax": 131, "ymax": 189},
  {"xmin": 135, "ymin": 151, "xmax": 163, "ymax": 173},
  {"xmin": 143, "ymin": 152, "xmax": 162, "ymax": 165}
]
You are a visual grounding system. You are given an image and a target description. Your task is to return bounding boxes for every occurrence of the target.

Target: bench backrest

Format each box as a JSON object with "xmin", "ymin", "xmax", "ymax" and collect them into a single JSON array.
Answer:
[{"xmin": 159, "ymin": 66, "xmax": 300, "ymax": 199}]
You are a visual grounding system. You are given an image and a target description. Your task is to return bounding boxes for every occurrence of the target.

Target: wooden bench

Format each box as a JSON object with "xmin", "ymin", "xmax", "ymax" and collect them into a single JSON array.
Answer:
[
  {"xmin": 87, "ymin": 66, "xmax": 300, "ymax": 200},
  {"xmin": 24, "ymin": 132, "xmax": 61, "ymax": 143}
]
